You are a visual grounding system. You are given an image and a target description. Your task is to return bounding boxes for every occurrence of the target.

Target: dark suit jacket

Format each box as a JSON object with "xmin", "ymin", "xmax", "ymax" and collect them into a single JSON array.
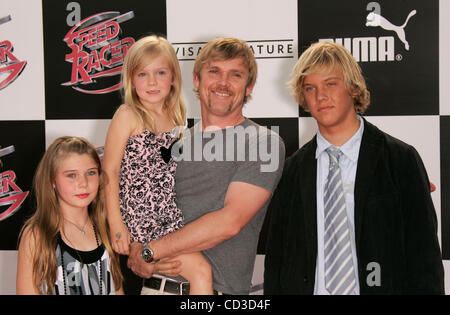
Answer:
[{"xmin": 264, "ymin": 119, "xmax": 445, "ymax": 294}]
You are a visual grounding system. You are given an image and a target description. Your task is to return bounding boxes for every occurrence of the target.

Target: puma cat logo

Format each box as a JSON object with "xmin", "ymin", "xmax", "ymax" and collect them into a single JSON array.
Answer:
[{"xmin": 366, "ymin": 10, "xmax": 416, "ymax": 51}]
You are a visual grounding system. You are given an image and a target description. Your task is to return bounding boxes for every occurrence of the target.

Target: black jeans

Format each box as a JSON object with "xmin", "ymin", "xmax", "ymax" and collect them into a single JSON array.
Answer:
[{"xmin": 119, "ymin": 254, "xmax": 143, "ymax": 295}]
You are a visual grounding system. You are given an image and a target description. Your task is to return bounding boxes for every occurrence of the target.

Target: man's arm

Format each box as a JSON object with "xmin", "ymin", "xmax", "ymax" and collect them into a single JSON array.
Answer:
[
  {"xmin": 401, "ymin": 146, "xmax": 445, "ymax": 294},
  {"xmin": 127, "ymin": 181, "xmax": 272, "ymax": 278},
  {"xmin": 156, "ymin": 181, "xmax": 271, "ymax": 257}
]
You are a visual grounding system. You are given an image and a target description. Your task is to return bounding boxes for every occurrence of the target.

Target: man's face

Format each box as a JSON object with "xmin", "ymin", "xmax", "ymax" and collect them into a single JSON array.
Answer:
[
  {"xmin": 302, "ymin": 66, "xmax": 357, "ymax": 133},
  {"xmin": 194, "ymin": 57, "xmax": 254, "ymax": 118}
]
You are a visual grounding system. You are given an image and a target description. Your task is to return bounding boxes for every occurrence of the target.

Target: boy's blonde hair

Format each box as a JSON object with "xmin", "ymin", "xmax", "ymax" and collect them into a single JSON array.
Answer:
[{"xmin": 290, "ymin": 41, "xmax": 370, "ymax": 114}]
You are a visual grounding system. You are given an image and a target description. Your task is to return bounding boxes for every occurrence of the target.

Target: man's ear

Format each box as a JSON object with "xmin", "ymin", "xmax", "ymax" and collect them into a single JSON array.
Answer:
[
  {"xmin": 245, "ymin": 82, "xmax": 255, "ymax": 97},
  {"xmin": 193, "ymin": 73, "xmax": 200, "ymax": 90}
]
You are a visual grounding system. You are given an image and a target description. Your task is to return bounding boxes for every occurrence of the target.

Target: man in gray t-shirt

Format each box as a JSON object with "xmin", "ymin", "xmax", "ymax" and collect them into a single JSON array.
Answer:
[
  {"xmin": 127, "ymin": 37, "xmax": 285, "ymax": 295},
  {"xmin": 175, "ymin": 118, "xmax": 284, "ymax": 294}
]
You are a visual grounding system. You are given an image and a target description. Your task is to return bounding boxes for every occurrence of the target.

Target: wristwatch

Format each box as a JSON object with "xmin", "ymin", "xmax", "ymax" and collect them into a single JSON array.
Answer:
[{"xmin": 141, "ymin": 242, "xmax": 154, "ymax": 263}]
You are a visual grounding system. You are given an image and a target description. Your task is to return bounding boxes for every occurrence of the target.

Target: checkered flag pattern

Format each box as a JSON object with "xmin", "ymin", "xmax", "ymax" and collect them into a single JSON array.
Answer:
[{"xmin": 1, "ymin": 0, "xmax": 449, "ymax": 294}]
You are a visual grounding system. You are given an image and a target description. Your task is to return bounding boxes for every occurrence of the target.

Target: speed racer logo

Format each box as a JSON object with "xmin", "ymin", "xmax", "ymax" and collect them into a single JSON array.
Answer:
[
  {"xmin": 0, "ymin": 15, "xmax": 27, "ymax": 90},
  {"xmin": 0, "ymin": 146, "xmax": 29, "ymax": 221},
  {"xmin": 62, "ymin": 11, "xmax": 135, "ymax": 94}
]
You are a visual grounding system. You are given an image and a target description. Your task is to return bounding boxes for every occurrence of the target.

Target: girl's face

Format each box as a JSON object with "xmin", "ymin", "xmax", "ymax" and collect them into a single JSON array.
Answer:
[
  {"xmin": 53, "ymin": 153, "xmax": 99, "ymax": 213},
  {"xmin": 133, "ymin": 54, "xmax": 173, "ymax": 109}
]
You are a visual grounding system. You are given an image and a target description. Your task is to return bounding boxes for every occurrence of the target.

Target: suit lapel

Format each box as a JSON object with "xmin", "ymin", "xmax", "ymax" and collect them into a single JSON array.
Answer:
[
  {"xmin": 354, "ymin": 119, "xmax": 383, "ymax": 252},
  {"xmin": 299, "ymin": 137, "xmax": 318, "ymax": 270}
]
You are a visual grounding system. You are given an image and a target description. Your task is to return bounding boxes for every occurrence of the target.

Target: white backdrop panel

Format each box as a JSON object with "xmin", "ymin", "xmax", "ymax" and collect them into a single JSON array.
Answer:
[
  {"xmin": 45, "ymin": 120, "xmax": 111, "ymax": 149},
  {"xmin": 0, "ymin": 0, "xmax": 45, "ymax": 120},
  {"xmin": 0, "ymin": 251, "xmax": 17, "ymax": 295},
  {"xmin": 167, "ymin": 0, "xmax": 299, "ymax": 119}
]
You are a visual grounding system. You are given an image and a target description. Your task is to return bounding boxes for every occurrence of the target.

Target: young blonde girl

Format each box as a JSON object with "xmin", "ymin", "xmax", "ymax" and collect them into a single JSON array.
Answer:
[
  {"xmin": 16, "ymin": 136, "xmax": 123, "ymax": 295},
  {"xmin": 103, "ymin": 35, "xmax": 212, "ymax": 295}
]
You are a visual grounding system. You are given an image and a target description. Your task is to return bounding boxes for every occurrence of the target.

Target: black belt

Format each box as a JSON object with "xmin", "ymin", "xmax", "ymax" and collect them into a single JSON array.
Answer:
[
  {"xmin": 143, "ymin": 276, "xmax": 232, "ymax": 295},
  {"xmin": 143, "ymin": 277, "xmax": 190, "ymax": 295}
]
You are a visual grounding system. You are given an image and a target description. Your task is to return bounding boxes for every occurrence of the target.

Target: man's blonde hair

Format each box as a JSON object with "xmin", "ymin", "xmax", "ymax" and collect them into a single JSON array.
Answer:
[{"xmin": 290, "ymin": 41, "xmax": 370, "ymax": 114}]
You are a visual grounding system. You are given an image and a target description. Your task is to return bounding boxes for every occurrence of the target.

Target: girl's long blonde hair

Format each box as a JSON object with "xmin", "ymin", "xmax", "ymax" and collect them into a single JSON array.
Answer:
[
  {"xmin": 121, "ymin": 34, "xmax": 186, "ymax": 132},
  {"xmin": 18, "ymin": 136, "xmax": 122, "ymax": 294}
]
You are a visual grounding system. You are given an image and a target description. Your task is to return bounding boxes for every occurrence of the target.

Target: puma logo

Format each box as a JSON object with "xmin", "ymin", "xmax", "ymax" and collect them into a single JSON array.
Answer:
[{"xmin": 366, "ymin": 10, "xmax": 416, "ymax": 51}]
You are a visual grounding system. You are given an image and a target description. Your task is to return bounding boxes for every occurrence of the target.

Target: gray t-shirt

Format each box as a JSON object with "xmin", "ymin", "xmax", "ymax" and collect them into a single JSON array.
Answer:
[{"xmin": 174, "ymin": 118, "xmax": 285, "ymax": 294}]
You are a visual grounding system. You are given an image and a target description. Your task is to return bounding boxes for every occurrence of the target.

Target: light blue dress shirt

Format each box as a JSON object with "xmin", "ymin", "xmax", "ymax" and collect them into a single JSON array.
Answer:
[{"xmin": 314, "ymin": 116, "xmax": 364, "ymax": 295}]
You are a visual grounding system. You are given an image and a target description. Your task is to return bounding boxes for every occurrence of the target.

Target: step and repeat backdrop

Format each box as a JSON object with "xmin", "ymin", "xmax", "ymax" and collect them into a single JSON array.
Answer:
[{"xmin": 1, "ymin": 0, "xmax": 449, "ymax": 294}]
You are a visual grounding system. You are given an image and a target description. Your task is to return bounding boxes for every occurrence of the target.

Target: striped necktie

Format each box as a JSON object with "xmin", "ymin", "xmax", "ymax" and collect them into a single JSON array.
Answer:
[{"xmin": 324, "ymin": 147, "xmax": 357, "ymax": 295}]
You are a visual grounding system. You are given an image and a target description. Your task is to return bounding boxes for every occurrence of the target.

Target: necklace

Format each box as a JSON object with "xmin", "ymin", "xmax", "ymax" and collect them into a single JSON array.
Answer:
[
  {"xmin": 60, "ymin": 224, "xmax": 103, "ymax": 295},
  {"xmin": 64, "ymin": 216, "xmax": 89, "ymax": 235}
]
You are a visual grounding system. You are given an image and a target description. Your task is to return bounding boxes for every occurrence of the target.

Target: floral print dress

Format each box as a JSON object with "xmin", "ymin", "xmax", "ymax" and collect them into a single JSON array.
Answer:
[{"xmin": 119, "ymin": 129, "xmax": 184, "ymax": 243}]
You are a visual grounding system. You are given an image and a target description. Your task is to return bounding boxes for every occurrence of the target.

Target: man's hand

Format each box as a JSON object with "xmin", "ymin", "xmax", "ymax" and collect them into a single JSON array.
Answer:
[
  {"xmin": 154, "ymin": 257, "xmax": 182, "ymax": 278},
  {"xmin": 127, "ymin": 242, "xmax": 155, "ymax": 278}
]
